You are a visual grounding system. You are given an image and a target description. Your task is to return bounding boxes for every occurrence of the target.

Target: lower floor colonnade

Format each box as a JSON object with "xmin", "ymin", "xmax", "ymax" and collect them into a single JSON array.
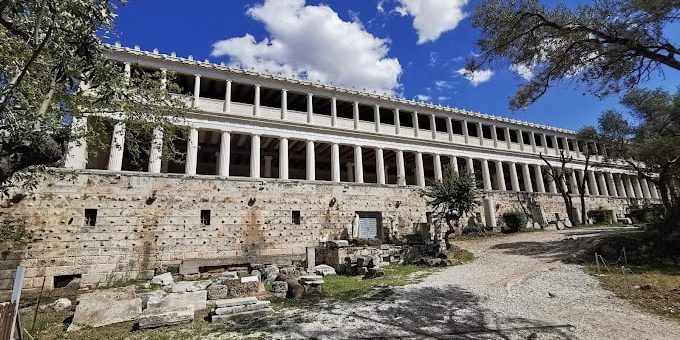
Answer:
[{"xmin": 64, "ymin": 120, "xmax": 660, "ymax": 201}]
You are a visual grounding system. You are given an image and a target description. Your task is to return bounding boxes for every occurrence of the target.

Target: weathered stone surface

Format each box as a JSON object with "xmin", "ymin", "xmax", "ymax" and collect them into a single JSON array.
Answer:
[
  {"xmin": 147, "ymin": 291, "xmax": 207, "ymax": 311},
  {"xmin": 41, "ymin": 298, "xmax": 72, "ymax": 311},
  {"xmin": 214, "ymin": 297, "xmax": 258, "ymax": 308},
  {"xmin": 138, "ymin": 305, "xmax": 194, "ymax": 329},
  {"xmin": 230, "ymin": 281, "xmax": 262, "ymax": 297},
  {"xmin": 210, "ymin": 308, "xmax": 274, "ymax": 322},
  {"xmin": 299, "ymin": 274, "xmax": 323, "ymax": 282},
  {"xmin": 365, "ymin": 267, "xmax": 385, "ymax": 279},
  {"xmin": 207, "ymin": 281, "xmax": 262, "ymax": 299},
  {"xmin": 214, "ymin": 301, "xmax": 271, "ymax": 315},
  {"xmin": 271, "ymin": 281, "xmax": 288, "ymax": 297},
  {"xmin": 136, "ymin": 290, "xmax": 167, "ymax": 309},
  {"xmin": 240, "ymin": 276, "xmax": 259, "ymax": 283},
  {"xmin": 220, "ymin": 271, "xmax": 238, "ymax": 280},
  {"xmin": 151, "ymin": 272, "xmax": 173, "ymax": 286},
  {"xmin": 313, "ymin": 265, "xmax": 336, "ymax": 276},
  {"xmin": 68, "ymin": 287, "xmax": 142, "ymax": 331},
  {"xmin": 171, "ymin": 280, "xmax": 211, "ymax": 293},
  {"xmin": 262, "ymin": 265, "xmax": 279, "ymax": 282},
  {"xmin": 328, "ymin": 240, "xmax": 349, "ymax": 248},
  {"xmin": 275, "ymin": 274, "xmax": 304, "ymax": 299},
  {"xmin": 207, "ymin": 283, "xmax": 231, "ymax": 300}
]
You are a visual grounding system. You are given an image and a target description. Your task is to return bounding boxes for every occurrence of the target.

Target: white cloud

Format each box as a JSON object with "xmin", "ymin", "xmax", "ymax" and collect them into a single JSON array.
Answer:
[
  {"xmin": 434, "ymin": 80, "xmax": 454, "ymax": 90},
  {"xmin": 396, "ymin": 0, "xmax": 468, "ymax": 44},
  {"xmin": 377, "ymin": 0, "xmax": 386, "ymax": 13},
  {"xmin": 509, "ymin": 63, "xmax": 534, "ymax": 81},
  {"xmin": 211, "ymin": 0, "xmax": 402, "ymax": 94},
  {"xmin": 437, "ymin": 96, "xmax": 451, "ymax": 102},
  {"xmin": 456, "ymin": 68, "xmax": 494, "ymax": 86},
  {"xmin": 414, "ymin": 94, "xmax": 431, "ymax": 102}
]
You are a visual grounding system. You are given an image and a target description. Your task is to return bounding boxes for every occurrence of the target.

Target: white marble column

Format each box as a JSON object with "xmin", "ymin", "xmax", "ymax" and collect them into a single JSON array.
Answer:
[
  {"xmin": 541, "ymin": 134, "xmax": 549, "ymax": 154},
  {"xmin": 597, "ymin": 172, "xmax": 609, "ymax": 196},
  {"xmin": 509, "ymin": 162, "xmax": 520, "ymax": 192},
  {"xmin": 376, "ymin": 148, "xmax": 385, "ymax": 185},
  {"xmin": 640, "ymin": 178, "xmax": 652, "ymax": 199},
  {"xmin": 218, "ymin": 131, "xmax": 230, "ymax": 177},
  {"xmin": 632, "ymin": 177, "xmax": 643, "ymax": 198},
  {"xmin": 569, "ymin": 171, "xmax": 580, "ymax": 195},
  {"xmin": 649, "ymin": 181, "xmax": 659, "ymax": 199},
  {"xmin": 307, "ymin": 93, "xmax": 313, "ymax": 123},
  {"xmin": 394, "ymin": 108, "xmax": 400, "ymax": 135},
  {"xmin": 562, "ymin": 137, "xmax": 570, "ymax": 155},
  {"xmin": 450, "ymin": 156, "xmax": 459, "ymax": 174},
  {"xmin": 552, "ymin": 135, "xmax": 560, "ymax": 155},
  {"xmin": 522, "ymin": 163, "xmax": 534, "ymax": 192},
  {"xmin": 491, "ymin": 125, "xmax": 498, "ymax": 148},
  {"xmin": 534, "ymin": 165, "xmax": 546, "ymax": 193},
  {"xmin": 253, "ymin": 84, "xmax": 261, "ymax": 116},
  {"xmin": 615, "ymin": 173, "xmax": 626, "ymax": 197},
  {"xmin": 148, "ymin": 127, "xmax": 163, "ymax": 173},
  {"xmin": 462, "ymin": 120, "xmax": 469, "ymax": 143},
  {"xmin": 354, "ymin": 145, "xmax": 364, "ymax": 183},
  {"xmin": 433, "ymin": 154, "xmax": 443, "ymax": 182},
  {"xmin": 108, "ymin": 122, "xmax": 126, "ymax": 172},
  {"xmin": 279, "ymin": 138, "xmax": 289, "ymax": 180},
  {"xmin": 330, "ymin": 97, "xmax": 337, "ymax": 127},
  {"xmin": 577, "ymin": 169, "xmax": 589, "ymax": 195},
  {"xmin": 517, "ymin": 130, "xmax": 525, "ymax": 151},
  {"xmin": 64, "ymin": 116, "xmax": 88, "ymax": 169},
  {"xmin": 481, "ymin": 159, "xmax": 492, "ymax": 191},
  {"xmin": 374, "ymin": 105, "xmax": 381, "ymax": 132},
  {"xmin": 446, "ymin": 118, "xmax": 454, "ymax": 142},
  {"xmin": 504, "ymin": 127, "xmax": 512, "ymax": 149},
  {"xmin": 306, "ymin": 140, "xmax": 315, "ymax": 181},
  {"xmin": 415, "ymin": 152, "xmax": 425, "ymax": 187},
  {"xmin": 477, "ymin": 123, "xmax": 484, "ymax": 145},
  {"xmin": 624, "ymin": 175, "xmax": 635, "ymax": 198},
  {"xmin": 606, "ymin": 172, "xmax": 618, "ymax": 197},
  {"xmin": 184, "ymin": 127, "xmax": 198, "ymax": 175},
  {"xmin": 466, "ymin": 157, "xmax": 475, "ymax": 175},
  {"xmin": 281, "ymin": 89, "xmax": 288, "ymax": 120},
  {"xmin": 264, "ymin": 155, "xmax": 273, "ymax": 178},
  {"xmin": 250, "ymin": 134, "xmax": 260, "ymax": 178},
  {"xmin": 223, "ymin": 79, "xmax": 232, "ymax": 112},
  {"xmin": 396, "ymin": 150, "xmax": 406, "ymax": 186},
  {"xmin": 529, "ymin": 132, "xmax": 537, "ymax": 153},
  {"xmin": 192, "ymin": 74, "xmax": 201, "ymax": 109},
  {"xmin": 353, "ymin": 101, "xmax": 359, "ymax": 130},
  {"xmin": 430, "ymin": 115, "xmax": 437, "ymax": 140},
  {"xmin": 548, "ymin": 173, "xmax": 558, "ymax": 194},
  {"xmin": 495, "ymin": 161, "xmax": 506, "ymax": 191},
  {"xmin": 413, "ymin": 112, "xmax": 420, "ymax": 138},
  {"xmin": 331, "ymin": 143, "xmax": 340, "ymax": 182},
  {"xmin": 587, "ymin": 171, "xmax": 600, "ymax": 196}
]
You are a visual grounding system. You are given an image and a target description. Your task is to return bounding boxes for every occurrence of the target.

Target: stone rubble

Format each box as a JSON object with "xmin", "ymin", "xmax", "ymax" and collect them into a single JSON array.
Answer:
[
  {"xmin": 151, "ymin": 272, "xmax": 174, "ymax": 286},
  {"xmin": 313, "ymin": 264, "xmax": 337, "ymax": 276},
  {"xmin": 68, "ymin": 287, "xmax": 142, "ymax": 331},
  {"xmin": 210, "ymin": 297, "xmax": 273, "ymax": 322},
  {"xmin": 147, "ymin": 290, "xmax": 207, "ymax": 311}
]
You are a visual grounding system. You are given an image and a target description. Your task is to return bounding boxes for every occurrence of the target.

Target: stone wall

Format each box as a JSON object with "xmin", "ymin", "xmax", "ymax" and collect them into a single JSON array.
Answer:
[{"xmin": 0, "ymin": 170, "xmax": 642, "ymax": 292}]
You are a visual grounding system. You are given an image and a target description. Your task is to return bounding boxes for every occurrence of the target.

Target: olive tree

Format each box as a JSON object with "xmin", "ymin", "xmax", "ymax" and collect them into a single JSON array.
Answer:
[
  {"xmin": 469, "ymin": 0, "xmax": 680, "ymax": 109},
  {"xmin": 0, "ymin": 0, "xmax": 185, "ymax": 196},
  {"xmin": 422, "ymin": 167, "xmax": 481, "ymax": 249}
]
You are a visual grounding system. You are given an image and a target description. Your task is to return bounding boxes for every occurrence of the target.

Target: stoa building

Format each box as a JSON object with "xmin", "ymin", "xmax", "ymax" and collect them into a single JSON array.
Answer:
[{"xmin": 0, "ymin": 44, "xmax": 657, "ymax": 291}]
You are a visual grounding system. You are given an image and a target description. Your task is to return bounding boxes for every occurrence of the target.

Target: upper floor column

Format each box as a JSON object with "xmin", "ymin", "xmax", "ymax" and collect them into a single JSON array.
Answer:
[
  {"xmin": 307, "ymin": 93, "xmax": 313, "ymax": 124},
  {"xmin": 393, "ymin": 108, "xmax": 400, "ymax": 135},
  {"xmin": 374, "ymin": 105, "xmax": 381, "ymax": 133},
  {"xmin": 353, "ymin": 101, "xmax": 359, "ymax": 130},
  {"xmin": 462, "ymin": 119, "xmax": 469, "ymax": 143},
  {"xmin": 281, "ymin": 89, "xmax": 288, "ymax": 120},
  {"xmin": 476, "ymin": 122, "xmax": 484, "ymax": 146},
  {"xmin": 108, "ymin": 122, "xmax": 126, "ymax": 172},
  {"xmin": 430, "ymin": 114, "xmax": 437, "ymax": 140},
  {"xmin": 330, "ymin": 97, "xmax": 337, "ymax": 127},
  {"xmin": 517, "ymin": 130, "xmax": 525, "ymax": 151},
  {"xmin": 541, "ymin": 134, "xmax": 549, "ymax": 154},
  {"xmin": 529, "ymin": 132, "xmax": 537, "ymax": 153},
  {"xmin": 413, "ymin": 111, "xmax": 420, "ymax": 138},
  {"xmin": 446, "ymin": 118, "xmax": 454, "ymax": 142},
  {"xmin": 504, "ymin": 127, "xmax": 512, "ymax": 149},
  {"xmin": 253, "ymin": 84, "xmax": 261, "ymax": 116},
  {"xmin": 223, "ymin": 79, "xmax": 232, "ymax": 113},
  {"xmin": 490, "ymin": 124, "xmax": 499, "ymax": 148},
  {"xmin": 192, "ymin": 74, "xmax": 201, "ymax": 109}
]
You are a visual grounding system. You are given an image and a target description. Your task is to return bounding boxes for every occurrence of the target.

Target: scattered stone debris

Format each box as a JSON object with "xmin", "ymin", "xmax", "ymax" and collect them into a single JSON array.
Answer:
[
  {"xmin": 299, "ymin": 274, "xmax": 325, "ymax": 293},
  {"xmin": 171, "ymin": 280, "xmax": 212, "ymax": 293},
  {"xmin": 151, "ymin": 272, "xmax": 174, "ymax": 286},
  {"xmin": 271, "ymin": 281, "xmax": 288, "ymax": 298},
  {"xmin": 136, "ymin": 290, "xmax": 167, "ymax": 309},
  {"xmin": 210, "ymin": 297, "xmax": 273, "ymax": 322},
  {"xmin": 138, "ymin": 305, "xmax": 194, "ymax": 329},
  {"xmin": 313, "ymin": 264, "xmax": 336, "ymax": 276},
  {"xmin": 68, "ymin": 287, "xmax": 142, "ymax": 331},
  {"xmin": 40, "ymin": 298, "xmax": 72, "ymax": 311}
]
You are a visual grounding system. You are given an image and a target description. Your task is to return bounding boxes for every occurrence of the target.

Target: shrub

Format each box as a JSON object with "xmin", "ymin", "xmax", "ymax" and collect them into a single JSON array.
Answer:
[
  {"xmin": 628, "ymin": 205, "xmax": 664, "ymax": 224},
  {"xmin": 501, "ymin": 211, "xmax": 528, "ymax": 233},
  {"xmin": 588, "ymin": 209, "xmax": 614, "ymax": 224}
]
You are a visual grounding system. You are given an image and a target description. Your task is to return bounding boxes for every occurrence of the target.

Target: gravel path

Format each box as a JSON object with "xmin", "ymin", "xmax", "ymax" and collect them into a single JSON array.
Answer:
[{"xmin": 216, "ymin": 227, "xmax": 680, "ymax": 340}]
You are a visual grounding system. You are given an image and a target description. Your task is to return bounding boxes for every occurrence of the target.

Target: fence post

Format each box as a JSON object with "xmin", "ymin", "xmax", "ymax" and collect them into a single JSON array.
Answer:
[{"xmin": 10, "ymin": 266, "xmax": 26, "ymax": 340}]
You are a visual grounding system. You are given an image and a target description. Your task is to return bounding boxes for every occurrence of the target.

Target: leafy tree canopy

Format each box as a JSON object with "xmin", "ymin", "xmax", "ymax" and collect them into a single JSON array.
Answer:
[
  {"xmin": 0, "ymin": 0, "xmax": 185, "ymax": 195},
  {"xmin": 470, "ymin": 0, "xmax": 680, "ymax": 109}
]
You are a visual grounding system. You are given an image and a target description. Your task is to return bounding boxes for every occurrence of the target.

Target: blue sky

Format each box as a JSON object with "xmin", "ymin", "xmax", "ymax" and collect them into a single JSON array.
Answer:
[{"xmin": 111, "ymin": 0, "xmax": 679, "ymax": 131}]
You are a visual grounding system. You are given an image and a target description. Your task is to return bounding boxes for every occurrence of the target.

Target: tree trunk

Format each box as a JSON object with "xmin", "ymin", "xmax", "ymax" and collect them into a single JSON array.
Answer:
[
  {"xmin": 443, "ymin": 219, "xmax": 457, "ymax": 250},
  {"xmin": 580, "ymin": 193, "xmax": 587, "ymax": 225}
]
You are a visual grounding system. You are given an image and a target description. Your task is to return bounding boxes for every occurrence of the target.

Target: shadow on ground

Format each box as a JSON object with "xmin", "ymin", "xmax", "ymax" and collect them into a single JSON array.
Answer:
[
  {"xmin": 223, "ymin": 285, "xmax": 576, "ymax": 339},
  {"xmin": 490, "ymin": 227, "xmax": 644, "ymax": 264}
]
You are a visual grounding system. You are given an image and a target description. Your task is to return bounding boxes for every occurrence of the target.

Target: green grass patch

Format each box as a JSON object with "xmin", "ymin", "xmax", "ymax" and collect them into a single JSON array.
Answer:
[{"xmin": 587, "ymin": 265, "xmax": 680, "ymax": 321}]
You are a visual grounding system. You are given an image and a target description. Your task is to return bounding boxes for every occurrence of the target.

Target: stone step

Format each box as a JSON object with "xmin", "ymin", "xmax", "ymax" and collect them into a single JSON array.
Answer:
[
  {"xmin": 214, "ymin": 301, "xmax": 271, "ymax": 315},
  {"xmin": 213, "ymin": 297, "xmax": 258, "ymax": 308},
  {"xmin": 210, "ymin": 308, "xmax": 274, "ymax": 322}
]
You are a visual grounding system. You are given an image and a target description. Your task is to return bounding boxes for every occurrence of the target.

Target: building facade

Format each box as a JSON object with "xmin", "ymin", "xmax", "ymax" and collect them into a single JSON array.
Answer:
[{"xmin": 0, "ymin": 44, "xmax": 657, "ymax": 291}]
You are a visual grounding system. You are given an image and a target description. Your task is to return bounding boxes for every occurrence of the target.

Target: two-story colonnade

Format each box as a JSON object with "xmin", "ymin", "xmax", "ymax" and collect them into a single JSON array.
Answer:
[{"xmin": 0, "ymin": 44, "xmax": 658, "ymax": 291}]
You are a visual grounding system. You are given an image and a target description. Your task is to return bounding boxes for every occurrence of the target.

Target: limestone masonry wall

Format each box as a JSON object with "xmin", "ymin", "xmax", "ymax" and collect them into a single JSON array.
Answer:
[{"xmin": 0, "ymin": 171, "xmax": 638, "ymax": 292}]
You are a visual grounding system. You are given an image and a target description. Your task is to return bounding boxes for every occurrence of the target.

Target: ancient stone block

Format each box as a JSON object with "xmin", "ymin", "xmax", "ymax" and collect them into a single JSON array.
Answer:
[
  {"xmin": 151, "ymin": 272, "xmax": 173, "ymax": 286},
  {"xmin": 214, "ymin": 301, "xmax": 271, "ymax": 315},
  {"xmin": 68, "ymin": 287, "xmax": 142, "ymax": 331},
  {"xmin": 147, "ymin": 291, "xmax": 207, "ymax": 311},
  {"xmin": 138, "ymin": 305, "xmax": 194, "ymax": 329},
  {"xmin": 210, "ymin": 308, "xmax": 273, "ymax": 322},
  {"xmin": 214, "ymin": 297, "xmax": 258, "ymax": 308}
]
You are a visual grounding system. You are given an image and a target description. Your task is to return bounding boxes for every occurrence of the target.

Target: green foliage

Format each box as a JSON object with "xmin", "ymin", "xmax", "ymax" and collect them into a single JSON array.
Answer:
[
  {"xmin": 628, "ymin": 204, "xmax": 664, "ymax": 224},
  {"xmin": 0, "ymin": 217, "xmax": 32, "ymax": 247},
  {"xmin": 501, "ymin": 211, "xmax": 528, "ymax": 233},
  {"xmin": 470, "ymin": 0, "xmax": 680, "ymax": 109},
  {"xmin": 422, "ymin": 167, "xmax": 481, "ymax": 225},
  {"xmin": 588, "ymin": 209, "xmax": 614, "ymax": 224},
  {"xmin": 0, "ymin": 0, "xmax": 186, "ymax": 195}
]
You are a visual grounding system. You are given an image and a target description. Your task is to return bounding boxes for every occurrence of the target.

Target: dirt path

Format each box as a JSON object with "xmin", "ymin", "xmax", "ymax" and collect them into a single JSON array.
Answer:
[{"xmin": 215, "ymin": 227, "xmax": 680, "ymax": 340}]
